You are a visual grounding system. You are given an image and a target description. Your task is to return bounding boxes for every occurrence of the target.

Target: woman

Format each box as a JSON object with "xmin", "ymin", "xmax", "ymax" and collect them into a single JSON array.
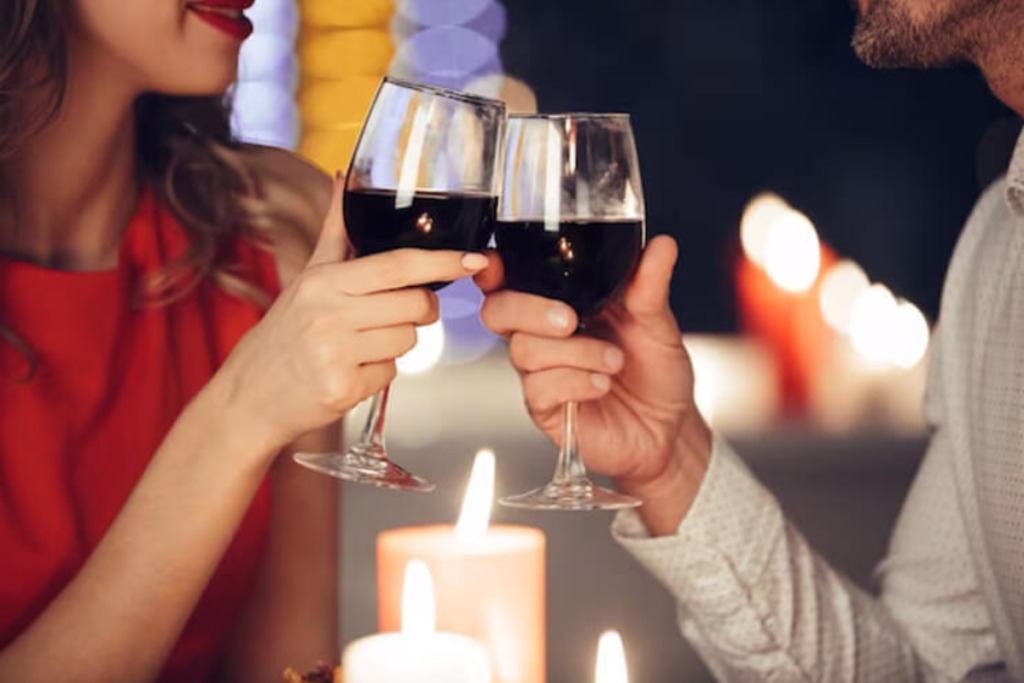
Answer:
[{"xmin": 0, "ymin": 1, "xmax": 489, "ymax": 681}]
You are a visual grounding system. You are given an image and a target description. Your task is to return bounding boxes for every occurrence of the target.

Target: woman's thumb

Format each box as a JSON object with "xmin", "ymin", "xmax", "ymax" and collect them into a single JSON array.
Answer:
[{"xmin": 308, "ymin": 171, "xmax": 349, "ymax": 267}]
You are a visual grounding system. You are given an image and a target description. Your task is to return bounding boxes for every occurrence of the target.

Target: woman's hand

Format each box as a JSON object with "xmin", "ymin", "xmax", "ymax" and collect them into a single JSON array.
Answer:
[
  {"xmin": 476, "ymin": 236, "xmax": 712, "ymax": 534},
  {"xmin": 215, "ymin": 174, "xmax": 489, "ymax": 454}
]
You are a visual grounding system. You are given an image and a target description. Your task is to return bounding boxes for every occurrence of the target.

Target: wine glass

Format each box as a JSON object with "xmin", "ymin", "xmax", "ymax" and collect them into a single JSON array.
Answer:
[
  {"xmin": 496, "ymin": 113, "xmax": 646, "ymax": 510},
  {"xmin": 293, "ymin": 77, "xmax": 506, "ymax": 492}
]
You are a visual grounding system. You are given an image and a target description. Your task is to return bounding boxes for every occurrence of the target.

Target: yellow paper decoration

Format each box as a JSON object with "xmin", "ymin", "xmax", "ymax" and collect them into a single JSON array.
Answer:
[
  {"xmin": 296, "ymin": 0, "xmax": 395, "ymax": 171},
  {"xmin": 300, "ymin": 29, "xmax": 394, "ymax": 79},
  {"xmin": 299, "ymin": 125, "xmax": 363, "ymax": 173},
  {"xmin": 298, "ymin": 76, "xmax": 381, "ymax": 129},
  {"xmin": 299, "ymin": 0, "xmax": 394, "ymax": 28}
]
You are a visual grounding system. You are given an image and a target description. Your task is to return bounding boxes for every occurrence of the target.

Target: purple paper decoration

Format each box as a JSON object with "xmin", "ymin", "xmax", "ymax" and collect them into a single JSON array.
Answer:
[
  {"xmin": 389, "ymin": 1, "xmax": 509, "ymax": 364},
  {"xmin": 239, "ymin": 34, "xmax": 297, "ymax": 87},
  {"xmin": 232, "ymin": 0, "xmax": 299, "ymax": 148},
  {"xmin": 396, "ymin": 0, "xmax": 491, "ymax": 26},
  {"xmin": 232, "ymin": 80, "xmax": 299, "ymax": 148},
  {"xmin": 393, "ymin": 25, "xmax": 503, "ymax": 89},
  {"xmin": 246, "ymin": 0, "xmax": 299, "ymax": 43},
  {"xmin": 439, "ymin": 278, "xmax": 500, "ymax": 366}
]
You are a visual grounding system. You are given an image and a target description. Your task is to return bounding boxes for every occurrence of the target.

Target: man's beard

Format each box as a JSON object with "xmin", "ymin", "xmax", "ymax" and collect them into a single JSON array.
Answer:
[{"xmin": 851, "ymin": 0, "xmax": 986, "ymax": 69}]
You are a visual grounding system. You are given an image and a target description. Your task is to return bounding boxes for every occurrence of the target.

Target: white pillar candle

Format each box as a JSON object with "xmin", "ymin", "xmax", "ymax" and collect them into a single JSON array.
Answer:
[
  {"xmin": 377, "ymin": 450, "xmax": 545, "ymax": 683},
  {"xmin": 342, "ymin": 560, "xmax": 491, "ymax": 683}
]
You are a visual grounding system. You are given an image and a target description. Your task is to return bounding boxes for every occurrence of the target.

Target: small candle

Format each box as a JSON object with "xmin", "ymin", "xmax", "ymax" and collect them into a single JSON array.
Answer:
[
  {"xmin": 378, "ymin": 450, "xmax": 546, "ymax": 683},
  {"xmin": 735, "ymin": 194, "xmax": 834, "ymax": 413},
  {"xmin": 595, "ymin": 630, "xmax": 628, "ymax": 683},
  {"xmin": 342, "ymin": 560, "xmax": 491, "ymax": 683},
  {"xmin": 684, "ymin": 334, "xmax": 779, "ymax": 433}
]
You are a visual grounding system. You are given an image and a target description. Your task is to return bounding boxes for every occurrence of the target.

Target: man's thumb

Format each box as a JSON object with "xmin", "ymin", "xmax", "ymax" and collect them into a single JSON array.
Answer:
[
  {"xmin": 623, "ymin": 235, "xmax": 678, "ymax": 319},
  {"xmin": 308, "ymin": 171, "xmax": 349, "ymax": 267}
]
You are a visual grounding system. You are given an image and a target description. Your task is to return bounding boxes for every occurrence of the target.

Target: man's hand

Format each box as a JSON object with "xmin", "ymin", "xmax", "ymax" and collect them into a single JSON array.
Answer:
[{"xmin": 476, "ymin": 235, "xmax": 713, "ymax": 534}]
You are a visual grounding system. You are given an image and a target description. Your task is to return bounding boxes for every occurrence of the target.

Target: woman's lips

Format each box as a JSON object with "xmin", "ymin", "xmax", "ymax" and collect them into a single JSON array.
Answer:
[{"xmin": 187, "ymin": 2, "xmax": 254, "ymax": 40}]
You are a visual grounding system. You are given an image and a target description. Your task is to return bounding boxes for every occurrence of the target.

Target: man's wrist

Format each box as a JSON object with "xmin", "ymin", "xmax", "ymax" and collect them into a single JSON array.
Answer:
[{"xmin": 617, "ymin": 411, "xmax": 712, "ymax": 536}]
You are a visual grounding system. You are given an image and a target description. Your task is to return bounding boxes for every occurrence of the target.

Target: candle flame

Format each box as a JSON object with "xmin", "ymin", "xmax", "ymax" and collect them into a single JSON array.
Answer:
[
  {"xmin": 595, "ymin": 630, "xmax": 628, "ymax": 683},
  {"xmin": 455, "ymin": 449, "xmax": 495, "ymax": 541},
  {"xmin": 400, "ymin": 560, "xmax": 435, "ymax": 638}
]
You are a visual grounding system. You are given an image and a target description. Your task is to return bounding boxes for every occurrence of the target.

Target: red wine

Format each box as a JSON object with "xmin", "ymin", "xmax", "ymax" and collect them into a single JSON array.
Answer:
[
  {"xmin": 344, "ymin": 188, "xmax": 497, "ymax": 290},
  {"xmin": 495, "ymin": 220, "xmax": 644, "ymax": 318}
]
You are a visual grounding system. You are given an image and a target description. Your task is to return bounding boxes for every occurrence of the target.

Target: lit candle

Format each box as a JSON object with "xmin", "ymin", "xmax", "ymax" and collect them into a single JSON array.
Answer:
[
  {"xmin": 684, "ymin": 334, "xmax": 779, "ymax": 433},
  {"xmin": 378, "ymin": 450, "xmax": 546, "ymax": 683},
  {"xmin": 735, "ymin": 193, "xmax": 834, "ymax": 413},
  {"xmin": 342, "ymin": 560, "xmax": 492, "ymax": 683},
  {"xmin": 595, "ymin": 630, "xmax": 628, "ymax": 683},
  {"xmin": 811, "ymin": 282, "xmax": 930, "ymax": 432}
]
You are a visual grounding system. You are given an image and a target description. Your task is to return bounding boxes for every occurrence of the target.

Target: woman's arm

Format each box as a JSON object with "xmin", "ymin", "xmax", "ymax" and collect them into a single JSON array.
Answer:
[
  {"xmin": 221, "ymin": 149, "xmax": 339, "ymax": 682},
  {"xmin": 0, "ymin": 166, "xmax": 485, "ymax": 683},
  {"xmin": 0, "ymin": 379, "xmax": 281, "ymax": 683}
]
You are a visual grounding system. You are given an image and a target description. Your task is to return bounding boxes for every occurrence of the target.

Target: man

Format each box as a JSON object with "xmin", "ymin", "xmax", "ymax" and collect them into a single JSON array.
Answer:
[{"xmin": 475, "ymin": 1, "xmax": 1024, "ymax": 679}]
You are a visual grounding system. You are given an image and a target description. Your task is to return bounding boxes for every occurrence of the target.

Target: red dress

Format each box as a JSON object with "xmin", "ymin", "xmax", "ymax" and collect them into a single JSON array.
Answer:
[{"xmin": 0, "ymin": 189, "xmax": 279, "ymax": 681}]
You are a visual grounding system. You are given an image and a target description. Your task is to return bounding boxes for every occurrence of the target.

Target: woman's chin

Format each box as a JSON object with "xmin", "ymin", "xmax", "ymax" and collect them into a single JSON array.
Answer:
[{"xmin": 153, "ymin": 69, "xmax": 239, "ymax": 98}]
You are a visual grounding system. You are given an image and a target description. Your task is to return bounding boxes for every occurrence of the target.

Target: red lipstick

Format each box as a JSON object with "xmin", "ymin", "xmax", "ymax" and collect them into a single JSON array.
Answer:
[{"xmin": 187, "ymin": 0, "xmax": 254, "ymax": 41}]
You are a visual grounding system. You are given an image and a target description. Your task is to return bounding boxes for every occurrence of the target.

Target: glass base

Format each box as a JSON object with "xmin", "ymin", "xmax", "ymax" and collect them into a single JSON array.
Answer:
[
  {"xmin": 499, "ymin": 480, "xmax": 642, "ymax": 511},
  {"xmin": 293, "ymin": 445, "xmax": 436, "ymax": 493}
]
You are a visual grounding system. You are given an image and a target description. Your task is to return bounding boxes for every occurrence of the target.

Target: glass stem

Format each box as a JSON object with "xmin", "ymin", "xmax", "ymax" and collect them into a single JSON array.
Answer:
[
  {"xmin": 357, "ymin": 384, "xmax": 390, "ymax": 456},
  {"xmin": 551, "ymin": 401, "xmax": 591, "ymax": 488}
]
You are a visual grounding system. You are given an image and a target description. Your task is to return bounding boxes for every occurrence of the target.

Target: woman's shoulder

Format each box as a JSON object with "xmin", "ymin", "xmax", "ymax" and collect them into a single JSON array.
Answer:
[{"xmin": 230, "ymin": 144, "xmax": 334, "ymax": 286}]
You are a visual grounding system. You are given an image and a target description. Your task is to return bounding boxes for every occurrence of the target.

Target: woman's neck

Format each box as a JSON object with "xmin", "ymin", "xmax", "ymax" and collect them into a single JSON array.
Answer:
[{"xmin": 1, "ymin": 44, "xmax": 141, "ymax": 271}]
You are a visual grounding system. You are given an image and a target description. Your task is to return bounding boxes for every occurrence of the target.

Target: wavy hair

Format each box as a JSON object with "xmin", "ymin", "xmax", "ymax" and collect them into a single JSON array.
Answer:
[{"xmin": 1, "ymin": 0, "xmax": 272, "ymax": 378}]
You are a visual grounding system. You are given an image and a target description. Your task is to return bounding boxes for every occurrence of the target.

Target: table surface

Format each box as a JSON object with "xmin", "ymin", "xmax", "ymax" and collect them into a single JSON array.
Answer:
[{"xmin": 339, "ymin": 351, "xmax": 927, "ymax": 682}]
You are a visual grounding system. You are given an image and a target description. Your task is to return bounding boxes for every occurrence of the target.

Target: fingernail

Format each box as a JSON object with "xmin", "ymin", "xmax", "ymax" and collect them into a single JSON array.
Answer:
[
  {"xmin": 604, "ymin": 347, "xmax": 624, "ymax": 371},
  {"xmin": 461, "ymin": 252, "xmax": 489, "ymax": 270},
  {"xmin": 334, "ymin": 170, "xmax": 343, "ymax": 182},
  {"xmin": 547, "ymin": 303, "xmax": 573, "ymax": 330},
  {"xmin": 590, "ymin": 373, "xmax": 611, "ymax": 391}
]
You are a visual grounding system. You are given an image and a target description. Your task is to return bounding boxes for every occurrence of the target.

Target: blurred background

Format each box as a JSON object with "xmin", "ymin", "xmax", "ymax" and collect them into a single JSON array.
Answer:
[{"xmin": 232, "ymin": 0, "xmax": 1021, "ymax": 681}]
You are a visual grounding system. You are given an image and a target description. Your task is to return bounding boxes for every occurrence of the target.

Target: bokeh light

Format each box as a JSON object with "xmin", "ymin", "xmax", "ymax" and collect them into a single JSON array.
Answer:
[
  {"xmin": 764, "ymin": 209, "xmax": 821, "ymax": 294},
  {"xmin": 849, "ymin": 284, "xmax": 898, "ymax": 364},
  {"xmin": 819, "ymin": 259, "xmax": 870, "ymax": 335},
  {"xmin": 890, "ymin": 300, "xmax": 930, "ymax": 369},
  {"xmin": 397, "ymin": 319, "xmax": 446, "ymax": 375},
  {"xmin": 740, "ymin": 192, "xmax": 789, "ymax": 268}
]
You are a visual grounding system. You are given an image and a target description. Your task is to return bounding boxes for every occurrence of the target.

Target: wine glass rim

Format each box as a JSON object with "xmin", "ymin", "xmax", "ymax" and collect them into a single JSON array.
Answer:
[
  {"xmin": 509, "ymin": 112, "xmax": 631, "ymax": 120},
  {"xmin": 382, "ymin": 76, "xmax": 506, "ymax": 108}
]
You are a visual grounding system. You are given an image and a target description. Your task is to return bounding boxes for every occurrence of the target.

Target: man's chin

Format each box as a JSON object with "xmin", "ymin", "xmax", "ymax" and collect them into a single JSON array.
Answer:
[
  {"xmin": 852, "ymin": 3, "xmax": 920, "ymax": 68},
  {"xmin": 851, "ymin": 0, "xmax": 971, "ymax": 70}
]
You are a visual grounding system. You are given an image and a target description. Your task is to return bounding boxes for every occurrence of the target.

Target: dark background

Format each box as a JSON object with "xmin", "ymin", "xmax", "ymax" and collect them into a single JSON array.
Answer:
[{"xmin": 500, "ymin": 0, "xmax": 1021, "ymax": 331}]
